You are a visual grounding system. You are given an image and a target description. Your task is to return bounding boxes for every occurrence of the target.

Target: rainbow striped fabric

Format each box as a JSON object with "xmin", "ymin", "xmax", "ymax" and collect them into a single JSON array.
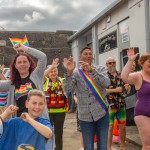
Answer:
[
  {"xmin": 9, "ymin": 35, "xmax": 29, "ymax": 46},
  {"xmin": 0, "ymin": 90, "xmax": 8, "ymax": 106},
  {"xmin": 78, "ymin": 68, "xmax": 108, "ymax": 111}
]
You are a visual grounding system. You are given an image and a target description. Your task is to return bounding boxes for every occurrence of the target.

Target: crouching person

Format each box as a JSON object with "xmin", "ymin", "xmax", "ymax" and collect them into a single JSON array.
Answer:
[{"xmin": 0, "ymin": 89, "xmax": 53, "ymax": 150}]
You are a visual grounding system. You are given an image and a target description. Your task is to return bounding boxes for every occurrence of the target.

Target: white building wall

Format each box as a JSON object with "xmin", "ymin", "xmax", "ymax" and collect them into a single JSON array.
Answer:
[
  {"xmin": 128, "ymin": 0, "xmax": 146, "ymax": 54},
  {"xmin": 97, "ymin": 2, "xmax": 128, "ymax": 36}
]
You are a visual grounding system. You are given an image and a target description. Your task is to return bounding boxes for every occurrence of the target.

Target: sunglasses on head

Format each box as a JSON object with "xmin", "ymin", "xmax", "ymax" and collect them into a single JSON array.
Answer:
[{"xmin": 106, "ymin": 62, "xmax": 116, "ymax": 65}]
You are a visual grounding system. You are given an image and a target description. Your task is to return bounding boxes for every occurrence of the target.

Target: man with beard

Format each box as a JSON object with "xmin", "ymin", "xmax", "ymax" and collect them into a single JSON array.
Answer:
[{"xmin": 105, "ymin": 57, "xmax": 129, "ymax": 150}]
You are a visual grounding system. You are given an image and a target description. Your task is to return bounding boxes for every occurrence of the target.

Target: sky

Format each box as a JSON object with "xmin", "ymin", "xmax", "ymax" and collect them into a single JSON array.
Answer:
[{"xmin": 0, "ymin": 0, "xmax": 116, "ymax": 32}]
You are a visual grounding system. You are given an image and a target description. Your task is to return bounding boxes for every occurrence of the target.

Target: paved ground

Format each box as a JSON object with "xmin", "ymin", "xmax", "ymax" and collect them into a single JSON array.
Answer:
[{"xmin": 63, "ymin": 113, "xmax": 141, "ymax": 150}]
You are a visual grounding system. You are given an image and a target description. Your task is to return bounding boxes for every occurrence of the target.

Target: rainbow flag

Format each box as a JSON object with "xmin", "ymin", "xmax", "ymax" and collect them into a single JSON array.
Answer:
[
  {"xmin": 9, "ymin": 35, "xmax": 29, "ymax": 46},
  {"xmin": 78, "ymin": 68, "xmax": 108, "ymax": 111}
]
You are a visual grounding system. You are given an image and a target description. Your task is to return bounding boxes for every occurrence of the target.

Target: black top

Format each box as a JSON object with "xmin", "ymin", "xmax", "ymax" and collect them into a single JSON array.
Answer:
[{"xmin": 15, "ymin": 75, "xmax": 36, "ymax": 117}]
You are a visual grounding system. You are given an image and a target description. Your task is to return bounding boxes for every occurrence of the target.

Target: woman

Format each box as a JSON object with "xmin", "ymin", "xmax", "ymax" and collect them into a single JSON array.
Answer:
[
  {"xmin": 63, "ymin": 47, "xmax": 110, "ymax": 150},
  {"xmin": 121, "ymin": 48, "xmax": 150, "ymax": 150},
  {"xmin": 0, "ymin": 43, "xmax": 48, "ymax": 118},
  {"xmin": 43, "ymin": 58, "xmax": 67, "ymax": 150}
]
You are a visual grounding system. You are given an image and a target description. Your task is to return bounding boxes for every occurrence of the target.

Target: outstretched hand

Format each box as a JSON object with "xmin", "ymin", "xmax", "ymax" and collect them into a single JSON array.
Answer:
[
  {"xmin": 63, "ymin": 56, "xmax": 76, "ymax": 74},
  {"xmin": 51, "ymin": 58, "xmax": 59, "ymax": 68},
  {"xmin": 13, "ymin": 43, "xmax": 28, "ymax": 53},
  {"xmin": 127, "ymin": 48, "xmax": 139, "ymax": 61}
]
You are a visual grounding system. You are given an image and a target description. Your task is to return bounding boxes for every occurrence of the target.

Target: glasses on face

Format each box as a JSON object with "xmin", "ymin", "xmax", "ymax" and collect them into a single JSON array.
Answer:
[{"xmin": 106, "ymin": 62, "xmax": 116, "ymax": 65}]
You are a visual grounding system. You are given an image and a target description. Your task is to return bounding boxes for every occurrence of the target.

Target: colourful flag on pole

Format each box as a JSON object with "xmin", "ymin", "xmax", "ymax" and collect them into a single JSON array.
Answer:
[{"xmin": 9, "ymin": 35, "xmax": 29, "ymax": 46}]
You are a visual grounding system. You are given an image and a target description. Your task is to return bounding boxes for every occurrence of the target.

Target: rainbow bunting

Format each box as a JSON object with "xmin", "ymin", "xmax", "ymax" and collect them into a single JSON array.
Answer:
[
  {"xmin": 9, "ymin": 35, "xmax": 29, "ymax": 46},
  {"xmin": 78, "ymin": 68, "xmax": 108, "ymax": 111}
]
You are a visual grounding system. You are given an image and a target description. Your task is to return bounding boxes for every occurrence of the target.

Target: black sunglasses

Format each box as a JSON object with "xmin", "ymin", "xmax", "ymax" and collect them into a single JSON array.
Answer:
[{"xmin": 106, "ymin": 62, "xmax": 116, "ymax": 65}]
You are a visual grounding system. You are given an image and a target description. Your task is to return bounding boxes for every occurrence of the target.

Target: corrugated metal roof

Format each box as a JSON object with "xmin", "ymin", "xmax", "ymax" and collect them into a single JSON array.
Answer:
[{"xmin": 68, "ymin": 0, "xmax": 125, "ymax": 42}]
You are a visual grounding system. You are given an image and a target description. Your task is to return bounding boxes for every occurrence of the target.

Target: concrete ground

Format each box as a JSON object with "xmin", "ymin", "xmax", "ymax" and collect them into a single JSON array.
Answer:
[{"xmin": 63, "ymin": 113, "xmax": 142, "ymax": 150}]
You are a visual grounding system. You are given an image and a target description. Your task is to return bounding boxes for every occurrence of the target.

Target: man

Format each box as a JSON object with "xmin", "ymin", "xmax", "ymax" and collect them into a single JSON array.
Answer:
[
  {"xmin": 63, "ymin": 47, "xmax": 110, "ymax": 150},
  {"xmin": 106, "ymin": 57, "xmax": 129, "ymax": 150}
]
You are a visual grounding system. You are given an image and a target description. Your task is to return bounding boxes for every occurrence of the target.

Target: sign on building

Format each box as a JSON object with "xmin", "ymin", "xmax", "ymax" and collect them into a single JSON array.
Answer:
[
  {"xmin": 99, "ymin": 30, "xmax": 117, "ymax": 53},
  {"xmin": 119, "ymin": 20, "xmax": 130, "ymax": 43}
]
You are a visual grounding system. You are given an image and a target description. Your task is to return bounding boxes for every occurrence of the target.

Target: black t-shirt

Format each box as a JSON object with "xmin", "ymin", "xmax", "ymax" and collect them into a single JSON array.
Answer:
[{"xmin": 15, "ymin": 76, "xmax": 36, "ymax": 117}]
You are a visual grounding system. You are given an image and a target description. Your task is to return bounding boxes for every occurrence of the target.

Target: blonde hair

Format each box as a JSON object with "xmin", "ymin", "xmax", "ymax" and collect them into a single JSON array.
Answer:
[{"xmin": 27, "ymin": 89, "xmax": 45, "ymax": 101}]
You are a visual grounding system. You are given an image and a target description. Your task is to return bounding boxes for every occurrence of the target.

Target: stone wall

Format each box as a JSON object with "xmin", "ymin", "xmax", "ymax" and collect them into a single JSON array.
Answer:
[{"xmin": 0, "ymin": 30, "xmax": 73, "ymax": 77}]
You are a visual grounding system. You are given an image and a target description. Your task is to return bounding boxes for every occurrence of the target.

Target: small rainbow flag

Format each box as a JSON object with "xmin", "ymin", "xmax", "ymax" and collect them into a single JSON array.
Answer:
[
  {"xmin": 78, "ymin": 68, "xmax": 108, "ymax": 111},
  {"xmin": 9, "ymin": 35, "xmax": 29, "ymax": 46}
]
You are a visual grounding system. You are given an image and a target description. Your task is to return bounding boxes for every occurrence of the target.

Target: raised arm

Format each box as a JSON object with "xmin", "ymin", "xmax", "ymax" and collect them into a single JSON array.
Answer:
[
  {"xmin": 63, "ymin": 56, "xmax": 76, "ymax": 75},
  {"xmin": 63, "ymin": 57, "xmax": 76, "ymax": 94},
  {"xmin": 43, "ymin": 58, "xmax": 59, "ymax": 82},
  {"xmin": 21, "ymin": 113, "xmax": 52, "ymax": 139},
  {"xmin": 0, "ymin": 105, "xmax": 18, "ymax": 121},
  {"xmin": 121, "ymin": 48, "xmax": 139, "ymax": 85}
]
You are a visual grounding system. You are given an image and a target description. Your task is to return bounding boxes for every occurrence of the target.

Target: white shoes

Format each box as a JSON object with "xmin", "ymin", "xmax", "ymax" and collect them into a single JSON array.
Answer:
[{"xmin": 79, "ymin": 148, "xmax": 84, "ymax": 150}]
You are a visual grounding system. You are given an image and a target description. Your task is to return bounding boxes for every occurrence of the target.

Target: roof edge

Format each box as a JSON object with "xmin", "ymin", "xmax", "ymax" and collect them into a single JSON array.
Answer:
[{"xmin": 68, "ymin": 0, "xmax": 125, "ymax": 42}]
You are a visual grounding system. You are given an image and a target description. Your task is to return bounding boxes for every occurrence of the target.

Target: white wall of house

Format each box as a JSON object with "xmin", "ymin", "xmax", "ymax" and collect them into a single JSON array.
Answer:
[
  {"xmin": 128, "ymin": 0, "xmax": 146, "ymax": 54},
  {"xmin": 97, "ymin": 2, "xmax": 128, "ymax": 36}
]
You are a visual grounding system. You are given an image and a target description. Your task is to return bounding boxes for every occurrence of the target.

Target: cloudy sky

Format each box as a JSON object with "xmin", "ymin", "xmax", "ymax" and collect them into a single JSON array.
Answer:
[{"xmin": 0, "ymin": 0, "xmax": 116, "ymax": 32}]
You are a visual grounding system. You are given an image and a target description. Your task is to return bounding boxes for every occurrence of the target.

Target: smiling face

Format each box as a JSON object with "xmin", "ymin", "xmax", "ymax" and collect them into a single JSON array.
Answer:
[
  {"xmin": 48, "ymin": 68, "xmax": 58, "ymax": 80},
  {"xmin": 25, "ymin": 95, "xmax": 45, "ymax": 118},
  {"xmin": 15, "ymin": 55, "xmax": 30, "ymax": 78},
  {"xmin": 80, "ymin": 48, "xmax": 93, "ymax": 65},
  {"xmin": 106, "ymin": 57, "xmax": 116, "ymax": 73}
]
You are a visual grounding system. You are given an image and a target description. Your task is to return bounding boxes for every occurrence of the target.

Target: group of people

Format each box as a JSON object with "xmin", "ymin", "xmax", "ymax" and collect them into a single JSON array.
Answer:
[
  {"xmin": 63, "ymin": 46, "xmax": 150, "ymax": 150},
  {"xmin": 0, "ymin": 44, "xmax": 149, "ymax": 150}
]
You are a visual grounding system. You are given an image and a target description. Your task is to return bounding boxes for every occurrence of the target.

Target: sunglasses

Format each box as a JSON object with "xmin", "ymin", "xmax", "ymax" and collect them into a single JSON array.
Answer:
[{"xmin": 106, "ymin": 62, "xmax": 116, "ymax": 65}]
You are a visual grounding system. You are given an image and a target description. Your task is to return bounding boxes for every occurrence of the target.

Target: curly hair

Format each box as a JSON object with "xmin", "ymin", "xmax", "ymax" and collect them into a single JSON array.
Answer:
[
  {"xmin": 138, "ymin": 54, "xmax": 150, "ymax": 68},
  {"xmin": 9, "ymin": 53, "xmax": 36, "ymax": 88}
]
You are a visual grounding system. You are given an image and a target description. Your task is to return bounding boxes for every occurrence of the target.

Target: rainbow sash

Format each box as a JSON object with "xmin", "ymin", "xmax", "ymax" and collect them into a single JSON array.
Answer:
[{"xmin": 78, "ymin": 68, "xmax": 108, "ymax": 111}]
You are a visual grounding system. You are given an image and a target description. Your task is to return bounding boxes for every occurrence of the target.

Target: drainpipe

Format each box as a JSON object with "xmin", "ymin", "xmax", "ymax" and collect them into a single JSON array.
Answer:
[
  {"xmin": 92, "ymin": 25, "xmax": 98, "ymax": 65},
  {"xmin": 144, "ymin": 0, "xmax": 150, "ymax": 53}
]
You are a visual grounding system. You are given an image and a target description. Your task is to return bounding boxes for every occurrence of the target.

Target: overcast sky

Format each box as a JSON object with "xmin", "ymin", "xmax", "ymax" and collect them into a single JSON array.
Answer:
[{"xmin": 0, "ymin": 0, "xmax": 116, "ymax": 32}]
